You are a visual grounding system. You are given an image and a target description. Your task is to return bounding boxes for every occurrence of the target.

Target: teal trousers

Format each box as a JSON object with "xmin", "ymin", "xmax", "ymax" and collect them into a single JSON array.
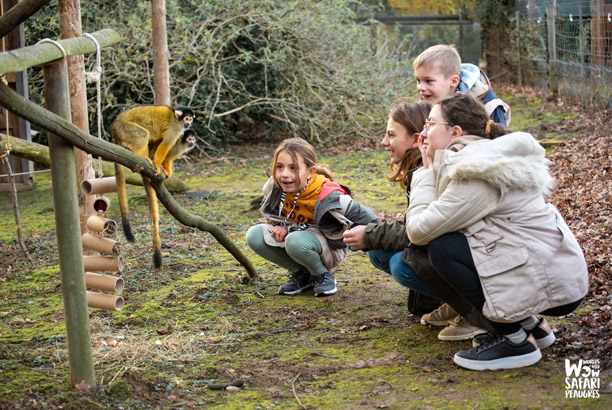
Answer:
[{"xmin": 246, "ymin": 224, "xmax": 328, "ymax": 275}]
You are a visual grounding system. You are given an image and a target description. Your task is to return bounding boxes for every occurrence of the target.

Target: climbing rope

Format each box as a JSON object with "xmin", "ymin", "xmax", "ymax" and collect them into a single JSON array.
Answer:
[{"xmin": 83, "ymin": 33, "xmax": 104, "ymax": 178}]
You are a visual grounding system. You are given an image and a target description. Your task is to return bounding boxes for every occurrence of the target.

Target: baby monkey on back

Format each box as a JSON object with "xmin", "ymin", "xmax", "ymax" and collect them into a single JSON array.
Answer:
[{"xmin": 111, "ymin": 105, "xmax": 196, "ymax": 268}]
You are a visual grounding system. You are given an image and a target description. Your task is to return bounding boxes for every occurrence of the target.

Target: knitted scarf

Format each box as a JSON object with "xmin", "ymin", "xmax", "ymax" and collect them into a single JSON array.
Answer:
[{"xmin": 279, "ymin": 173, "xmax": 328, "ymax": 228}]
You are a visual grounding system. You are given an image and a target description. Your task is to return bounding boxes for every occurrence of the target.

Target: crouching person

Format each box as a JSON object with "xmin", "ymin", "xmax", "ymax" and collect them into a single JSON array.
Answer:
[{"xmin": 407, "ymin": 94, "xmax": 588, "ymax": 370}]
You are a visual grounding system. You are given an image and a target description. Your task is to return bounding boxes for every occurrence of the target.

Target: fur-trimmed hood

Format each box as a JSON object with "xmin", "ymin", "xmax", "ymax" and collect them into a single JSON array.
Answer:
[{"xmin": 442, "ymin": 132, "xmax": 555, "ymax": 196}]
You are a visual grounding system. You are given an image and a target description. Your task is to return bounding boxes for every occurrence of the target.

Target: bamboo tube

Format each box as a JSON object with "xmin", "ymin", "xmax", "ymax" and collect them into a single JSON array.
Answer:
[
  {"xmin": 83, "ymin": 255, "xmax": 124, "ymax": 272},
  {"xmin": 86, "ymin": 291, "xmax": 124, "ymax": 311},
  {"xmin": 81, "ymin": 233, "xmax": 121, "ymax": 256},
  {"xmin": 80, "ymin": 176, "xmax": 117, "ymax": 195},
  {"xmin": 85, "ymin": 272, "xmax": 124, "ymax": 293},
  {"xmin": 86, "ymin": 214, "xmax": 117, "ymax": 235},
  {"xmin": 92, "ymin": 196, "xmax": 110, "ymax": 213}
]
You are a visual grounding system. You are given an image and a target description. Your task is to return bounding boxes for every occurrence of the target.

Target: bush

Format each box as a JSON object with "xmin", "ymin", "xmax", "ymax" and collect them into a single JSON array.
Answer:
[{"xmin": 26, "ymin": 0, "xmax": 415, "ymax": 148}]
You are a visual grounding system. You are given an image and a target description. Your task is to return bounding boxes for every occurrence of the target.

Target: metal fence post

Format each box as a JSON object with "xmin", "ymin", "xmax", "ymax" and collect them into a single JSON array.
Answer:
[
  {"xmin": 516, "ymin": 11, "xmax": 522, "ymax": 88},
  {"xmin": 546, "ymin": 4, "xmax": 558, "ymax": 94}
]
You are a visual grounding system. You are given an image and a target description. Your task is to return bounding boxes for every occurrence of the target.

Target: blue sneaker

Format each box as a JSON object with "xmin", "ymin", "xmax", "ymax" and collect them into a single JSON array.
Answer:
[{"xmin": 313, "ymin": 271, "xmax": 337, "ymax": 297}]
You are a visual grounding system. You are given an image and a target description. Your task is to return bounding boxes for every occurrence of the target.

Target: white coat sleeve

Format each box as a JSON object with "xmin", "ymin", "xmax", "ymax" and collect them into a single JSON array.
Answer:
[{"xmin": 406, "ymin": 169, "xmax": 501, "ymax": 245}]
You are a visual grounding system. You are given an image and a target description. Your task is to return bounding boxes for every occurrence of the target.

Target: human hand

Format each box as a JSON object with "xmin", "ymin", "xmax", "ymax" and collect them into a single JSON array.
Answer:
[
  {"xmin": 417, "ymin": 135, "xmax": 431, "ymax": 169},
  {"xmin": 272, "ymin": 225, "xmax": 289, "ymax": 242},
  {"xmin": 343, "ymin": 225, "xmax": 367, "ymax": 250}
]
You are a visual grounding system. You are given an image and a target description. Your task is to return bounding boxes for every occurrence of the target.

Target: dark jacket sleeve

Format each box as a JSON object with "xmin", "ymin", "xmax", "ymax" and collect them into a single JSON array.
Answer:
[
  {"xmin": 344, "ymin": 200, "xmax": 378, "ymax": 226},
  {"xmin": 363, "ymin": 220, "xmax": 411, "ymax": 252}
]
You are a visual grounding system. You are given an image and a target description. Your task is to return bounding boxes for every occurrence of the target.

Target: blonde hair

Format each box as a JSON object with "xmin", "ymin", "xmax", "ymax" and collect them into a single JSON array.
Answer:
[
  {"xmin": 387, "ymin": 100, "xmax": 431, "ymax": 190},
  {"xmin": 412, "ymin": 44, "xmax": 462, "ymax": 79},
  {"xmin": 270, "ymin": 138, "xmax": 333, "ymax": 188}
]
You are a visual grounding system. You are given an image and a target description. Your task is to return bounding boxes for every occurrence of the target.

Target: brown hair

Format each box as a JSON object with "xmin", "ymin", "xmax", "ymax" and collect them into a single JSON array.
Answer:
[
  {"xmin": 387, "ymin": 100, "xmax": 431, "ymax": 189},
  {"xmin": 412, "ymin": 44, "xmax": 462, "ymax": 79},
  {"xmin": 270, "ymin": 138, "xmax": 333, "ymax": 188},
  {"xmin": 438, "ymin": 94, "xmax": 510, "ymax": 139}
]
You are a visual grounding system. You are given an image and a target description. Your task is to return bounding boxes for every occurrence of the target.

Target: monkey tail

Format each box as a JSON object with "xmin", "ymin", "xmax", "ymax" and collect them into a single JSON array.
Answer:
[
  {"xmin": 143, "ymin": 178, "xmax": 163, "ymax": 268},
  {"xmin": 114, "ymin": 162, "xmax": 136, "ymax": 242}
]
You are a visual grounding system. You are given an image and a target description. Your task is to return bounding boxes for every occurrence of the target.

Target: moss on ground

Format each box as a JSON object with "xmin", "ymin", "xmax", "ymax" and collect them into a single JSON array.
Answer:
[{"xmin": 1, "ymin": 98, "xmax": 611, "ymax": 408}]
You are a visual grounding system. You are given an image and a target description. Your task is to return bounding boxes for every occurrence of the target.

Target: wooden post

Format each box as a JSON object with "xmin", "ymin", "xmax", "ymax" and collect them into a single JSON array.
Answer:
[
  {"xmin": 43, "ymin": 60, "xmax": 95, "ymax": 388},
  {"xmin": 546, "ymin": 5, "xmax": 558, "ymax": 94},
  {"xmin": 59, "ymin": 0, "xmax": 94, "ymax": 234},
  {"xmin": 151, "ymin": 0, "xmax": 171, "ymax": 106}
]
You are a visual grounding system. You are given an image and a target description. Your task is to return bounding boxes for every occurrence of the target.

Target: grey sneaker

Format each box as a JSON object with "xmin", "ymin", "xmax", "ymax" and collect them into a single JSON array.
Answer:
[
  {"xmin": 420, "ymin": 303, "xmax": 459, "ymax": 327},
  {"xmin": 278, "ymin": 270, "xmax": 313, "ymax": 295},
  {"xmin": 313, "ymin": 271, "xmax": 337, "ymax": 297}
]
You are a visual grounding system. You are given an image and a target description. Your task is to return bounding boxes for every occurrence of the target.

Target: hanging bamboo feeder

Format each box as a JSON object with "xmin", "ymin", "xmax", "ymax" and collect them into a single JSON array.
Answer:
[
  {"xmin": 83, "ymin": 255, "xmax": 124, "ymax": 272},
  {"xmin": 85, "ymin": 272, "xmax": 124, "ymax": 293},
  {"xmin": 92, "ymin": 196, "xmax": 111, "ymax": 213},
  {"xmin": 86, "ymin": 214, "xmax": 117, "ymax": 235},
  {"xmin": 86, "ymin": 291, "xmax": 124, "ymax": 311},
  {"xmin": 80, "ymin": 176, "xmax": 117, "ymax": 195},
  {"xmin": 81, "ymin": 232, "xmax": 121, "ymax": 256}
]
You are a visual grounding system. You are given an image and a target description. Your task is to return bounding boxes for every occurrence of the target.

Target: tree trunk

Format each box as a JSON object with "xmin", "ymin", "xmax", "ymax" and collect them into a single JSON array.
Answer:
[
  {"xmin": 151, "ymin": 0, "xmax": 171, "ymax": 105},
  {"xmin": 59, "ymin": 0, "xmax": 93, "ymax": 234}
]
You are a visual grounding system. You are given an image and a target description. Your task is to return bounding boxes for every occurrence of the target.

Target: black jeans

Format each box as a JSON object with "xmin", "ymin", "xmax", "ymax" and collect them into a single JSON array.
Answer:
[{"xmin": 428, "ymin": 232, "xmax": 582, "ymax": 335}]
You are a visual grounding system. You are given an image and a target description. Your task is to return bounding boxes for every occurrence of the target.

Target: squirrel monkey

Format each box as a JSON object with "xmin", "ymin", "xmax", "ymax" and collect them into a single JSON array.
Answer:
[
  {"xmin": 144, "ymin": 129, "xmax": 198, "ymax": 268},
  {"xmin": 111, "ymin": 105, "xmax": 195, "ymax": 267}
]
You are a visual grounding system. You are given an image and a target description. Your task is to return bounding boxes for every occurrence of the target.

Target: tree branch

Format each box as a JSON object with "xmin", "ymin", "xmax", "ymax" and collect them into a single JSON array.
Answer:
[{"xmin": 0, "ymin": 81, "xmax": 257, "ymax": 278}]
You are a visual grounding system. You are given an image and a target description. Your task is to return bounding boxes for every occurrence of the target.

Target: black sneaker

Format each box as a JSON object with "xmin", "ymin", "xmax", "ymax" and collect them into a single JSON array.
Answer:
[
  {"xmin": 313, "ymin": 271, "xmax": 337, "ymax": 297},
  {"xmin": 278, "ymin": 270, "xmax": 313, "ymax": 295},
  {"xmin": 529, "ymin": 318, "xmax": 555, "ymax": 349},
  {"xmin": 472, "ymin": 318, "xmax": 555, "ymax": 350},
  {"xmin": 454, "ymin": 334, "xmax": 541, "ymax": 371}
]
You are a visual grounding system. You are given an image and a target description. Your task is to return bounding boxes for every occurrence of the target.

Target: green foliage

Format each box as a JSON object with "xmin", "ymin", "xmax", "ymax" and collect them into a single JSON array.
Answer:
[
  {"xmin": 474, "ymin": 0, "xmax": 515, "ymax": 44},
  {"xmin": 24, "ymin": 0, "xmax": 416, "ymax": 148}
]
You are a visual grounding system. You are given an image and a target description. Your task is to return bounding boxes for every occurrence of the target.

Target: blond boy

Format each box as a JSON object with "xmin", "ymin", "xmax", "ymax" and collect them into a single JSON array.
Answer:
[{"xmin": 413, "ymin": 44, "xmax": 509, "ymax": 126}]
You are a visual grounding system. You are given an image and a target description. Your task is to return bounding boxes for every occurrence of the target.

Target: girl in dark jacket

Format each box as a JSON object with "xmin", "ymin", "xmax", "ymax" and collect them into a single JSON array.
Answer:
[{"xmin": 343, "ymin": 100, "xmax": 490, "ymax": 340}]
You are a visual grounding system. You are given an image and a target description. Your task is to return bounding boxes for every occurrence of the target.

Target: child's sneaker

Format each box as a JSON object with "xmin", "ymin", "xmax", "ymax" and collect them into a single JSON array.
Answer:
[
  {"xmin": 278, "ymin": 270, "xmax": 313, "ymax": 295},
  {"xmin": 454, "ymin": 334, "xmax": 541, "ymax": 371},
  {"xmin": 313, "ymin": 271, "xmax": 337, "ymax": 297}
]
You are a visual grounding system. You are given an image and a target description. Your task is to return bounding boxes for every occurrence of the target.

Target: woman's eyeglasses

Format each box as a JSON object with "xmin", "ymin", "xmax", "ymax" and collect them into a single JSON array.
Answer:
[{"xmin": 424, "ymin": 119, "xmax": 453, "ymax": 131}]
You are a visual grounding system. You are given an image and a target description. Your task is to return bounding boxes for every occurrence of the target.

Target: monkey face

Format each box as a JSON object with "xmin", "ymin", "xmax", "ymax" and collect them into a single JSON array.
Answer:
[
  {"xmin": 183, "ymin": 130, "xmax": 197, "ymax": 149},
  {"xmin": 183, "ymin": 115, "xmax": 194, "ymax": 129},
  {"xmin": 173, "ymin": 106, "xmax": 195, "ymax": 129}
]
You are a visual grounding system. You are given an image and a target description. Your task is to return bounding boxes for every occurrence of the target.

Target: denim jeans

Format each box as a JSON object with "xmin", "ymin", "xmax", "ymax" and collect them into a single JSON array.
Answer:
[{"xmin": 368, "ymin": 249, "xmax": 441, "ymax": 299}]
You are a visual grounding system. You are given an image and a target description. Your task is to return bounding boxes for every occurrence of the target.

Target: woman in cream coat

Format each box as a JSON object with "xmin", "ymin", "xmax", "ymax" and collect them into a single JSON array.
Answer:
[{"xmin": 406, "ymin": 94, "xmax": 588, "ymax": 371}]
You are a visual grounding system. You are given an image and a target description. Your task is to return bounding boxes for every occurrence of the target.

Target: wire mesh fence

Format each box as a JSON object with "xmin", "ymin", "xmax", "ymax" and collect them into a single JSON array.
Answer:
[{"xmin": 491, "ymin": 0, "xmax": 612, "ymax": 107}]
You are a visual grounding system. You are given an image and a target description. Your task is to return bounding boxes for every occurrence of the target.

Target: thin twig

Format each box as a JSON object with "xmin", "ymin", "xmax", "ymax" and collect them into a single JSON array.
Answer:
[
  {"xmin": 291, "ymin": 373, "xmax": 306, "ymax": 410},
  {"xmin": 0, "ymin": 140, "xmax": 32, "ymax": 262}
]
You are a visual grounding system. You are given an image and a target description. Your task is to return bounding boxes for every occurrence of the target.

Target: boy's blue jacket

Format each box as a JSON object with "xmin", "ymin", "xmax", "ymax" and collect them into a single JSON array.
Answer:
[{"xmin": 458, "ymin": 63, "xmax": 510, "ymax": 126}]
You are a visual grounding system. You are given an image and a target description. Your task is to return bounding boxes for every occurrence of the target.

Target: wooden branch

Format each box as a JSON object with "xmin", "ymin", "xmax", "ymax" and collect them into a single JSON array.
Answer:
[
  {"xmin": 0, "ymin": 0, "xmax": 51, "ymax": 39},
  {"xmin": 1, "ymin": 133, "xmax": 190, "ymax": 192},
  {"xmin": 0, "ymin": 29, "xmax": 120, "ymax": 74},
  {"xmin": 0, "ymin": 81, "xmax": 257, "ymax": 278}
]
